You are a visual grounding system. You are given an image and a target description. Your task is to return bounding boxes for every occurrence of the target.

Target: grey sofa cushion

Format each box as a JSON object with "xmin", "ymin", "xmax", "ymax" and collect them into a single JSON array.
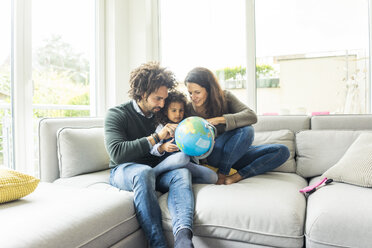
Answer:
[
  {"xmin": 311, "ymin": 115, "xmax": 372, "ymax": 130},
  {"xmin": 160, "ymin": 172, "xmax": 307, "ymax": 248},
  {"xmin": 306, "ymin": 177, "xmax": 372, "ymax": 248},
  {"xmin": 0, "ymin": 182, "xmax": 140, "ymax": 248},
  {"xmin": 53, "ymin": 169, "xmax": 114, "ymax": 190},
  {"xmin": 296, "ymin": 130, "xmax": 372, "ymax": 178},
  {"xmin": 254, "ymin": 115, "xmax": 310, "ymax": 133},
  {"xmin": 55, "ymin": 127, "xmax": 296, "ymax": 178},
  {"xmin": 57, "ymin": 127, "xmax": 110, "ymax": 178},
  {"xmin": 254, "ymin": 130, "xmax": 296, "ymax": 173}
]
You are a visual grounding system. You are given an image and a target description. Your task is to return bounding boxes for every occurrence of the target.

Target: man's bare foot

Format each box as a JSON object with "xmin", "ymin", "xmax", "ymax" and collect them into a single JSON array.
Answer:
[
  {"xmin": 225, "ymin": 173, "xmax": 243, "ymax": 185},
  {"xmin": 216, "ymin": 173, "xmax": 226, "ymax": 185}
]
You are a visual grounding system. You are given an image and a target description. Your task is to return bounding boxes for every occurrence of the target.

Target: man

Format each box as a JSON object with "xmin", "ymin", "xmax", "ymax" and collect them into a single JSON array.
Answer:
[{"xmin": 104, "ymin": 62, "xmax": 194, "ymax": 248}]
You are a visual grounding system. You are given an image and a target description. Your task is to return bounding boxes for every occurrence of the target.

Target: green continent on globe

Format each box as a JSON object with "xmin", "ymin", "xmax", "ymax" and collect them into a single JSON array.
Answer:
[
  {"xmin": 183, "ymin": 118, "xmax": 207, "ymax": 136},
  {"xmin": 175, "ymin": 140, "xmax": 184, "ymax": 150}
]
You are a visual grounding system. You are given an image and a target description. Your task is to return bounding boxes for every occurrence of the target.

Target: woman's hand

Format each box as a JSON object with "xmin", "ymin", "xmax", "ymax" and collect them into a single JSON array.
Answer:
[
  {"xmin": 159, "ymin": 139, "xmax": 179, "ymax": 153},
  {"xmin": 158, "ymin": 123, "xmax": 178, "ymax": 140},
  {"xmin": 207, "ymin": 117, "xmax": 226, "ymax": 126}
]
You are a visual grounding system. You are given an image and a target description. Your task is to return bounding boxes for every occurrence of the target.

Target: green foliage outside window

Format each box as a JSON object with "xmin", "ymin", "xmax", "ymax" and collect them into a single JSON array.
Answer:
[
  {"xmin": 0, "ymin": 35, "xmax": 91, "ymax": 166},
  {"xmin": 216, "ymin": 64, "xmax": 276, "ymax": 80},
  {"xmin": 32, "ymin": 34, "xmax": 91, "ymax": 118},
  {"xmin": 216, "ymin": 66, "xmax": 246, "ymax": 80},
  {"xmin": 36, "ymin": 35, "xmax": 90, "ymax": 85},
  {"xmin": 256, "ymin": 64, "xmax": 276, "ymax": 79},
  {"xmin": 215, "ymin": 64, "xmax": 279, "ymax": 88}
]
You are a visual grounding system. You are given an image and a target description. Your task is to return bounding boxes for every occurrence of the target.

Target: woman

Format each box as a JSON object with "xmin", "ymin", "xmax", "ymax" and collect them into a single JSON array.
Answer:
[{"xmin": 184, "ymin": 67, "xmax": 290, "ymax": 185}]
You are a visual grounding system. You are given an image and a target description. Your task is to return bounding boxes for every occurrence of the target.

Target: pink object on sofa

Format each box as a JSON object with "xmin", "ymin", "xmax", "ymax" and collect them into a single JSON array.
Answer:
[
  {"xmin": 312, "ymin": 111, "xmax": 330, "ymax": 116},
  {"xmin": 300, "ymin": 178, "xmax": 328, "ymax": 193}
]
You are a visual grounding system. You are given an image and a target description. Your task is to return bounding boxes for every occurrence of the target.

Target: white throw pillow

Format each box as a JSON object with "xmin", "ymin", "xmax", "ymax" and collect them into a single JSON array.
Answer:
[
  {"xmin": 322, "ymin": 133, "xmax": 372, "ymax": 187},
  {"xmin": 57, "ymin": 127, "xmax": 110, "ymax": 178},
  {"xmin": 253, "ymin": 129, "xmax": 295, "ymax": 173}
]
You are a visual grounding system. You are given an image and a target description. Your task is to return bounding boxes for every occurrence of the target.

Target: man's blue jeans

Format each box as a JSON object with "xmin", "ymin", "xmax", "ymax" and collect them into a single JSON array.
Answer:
[
  {"xmin": 207, "ymin": 126, "xmax": 290, "ymax": 178},
  {"xmin": 110, "ymin": 164, "xmax": 194, "ymax": 248}
]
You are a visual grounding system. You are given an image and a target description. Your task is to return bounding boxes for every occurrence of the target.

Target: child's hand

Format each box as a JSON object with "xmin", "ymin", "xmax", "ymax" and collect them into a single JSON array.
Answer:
[
  {"xmin": 160, "ymin": 139, "xmax": 179, "ymax": 153},
  {"xmin": 158, "ymin": 123, "xmax": 178, "ymax": 140}
]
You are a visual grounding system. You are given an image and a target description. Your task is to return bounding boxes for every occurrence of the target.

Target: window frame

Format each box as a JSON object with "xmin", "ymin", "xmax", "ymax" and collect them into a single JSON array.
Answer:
[
  {"xmin": 157, "ymin": 0, "xmax": 372, "ymax": 115},
  {"xmin": 11, "ymin": 0, "xmax": 105, "ymax": 172}
]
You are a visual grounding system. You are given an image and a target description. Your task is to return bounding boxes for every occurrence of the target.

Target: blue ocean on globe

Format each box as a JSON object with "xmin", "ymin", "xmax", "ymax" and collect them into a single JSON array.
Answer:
[{"xmin": 175, "ymin": 116, "xmax": 215, "ymax": 157}]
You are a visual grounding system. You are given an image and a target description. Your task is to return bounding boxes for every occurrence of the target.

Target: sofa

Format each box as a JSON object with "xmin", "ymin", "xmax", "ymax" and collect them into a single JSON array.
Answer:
[{"xmin": 2, "ymin": 115, "xmax": 372, "ymax": 248}]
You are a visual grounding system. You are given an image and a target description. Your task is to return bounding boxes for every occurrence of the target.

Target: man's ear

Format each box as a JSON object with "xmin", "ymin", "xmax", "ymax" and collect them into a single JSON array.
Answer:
[{"xmin": 139, "ymin": 93, "xmax": 147, "ymax": 102}]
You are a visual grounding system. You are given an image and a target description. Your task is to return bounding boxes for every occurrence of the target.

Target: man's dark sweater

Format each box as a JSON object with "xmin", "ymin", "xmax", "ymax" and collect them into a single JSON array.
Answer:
[{"xmin": 104, "ymin": 101, "xmax": 160, "ymax": 168}]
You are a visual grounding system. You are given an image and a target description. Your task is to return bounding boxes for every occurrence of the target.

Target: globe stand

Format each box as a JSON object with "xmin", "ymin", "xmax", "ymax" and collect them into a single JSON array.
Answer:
[{"xmin": 191, "ymin": 123, "xmax": 217, "ymax": 164}]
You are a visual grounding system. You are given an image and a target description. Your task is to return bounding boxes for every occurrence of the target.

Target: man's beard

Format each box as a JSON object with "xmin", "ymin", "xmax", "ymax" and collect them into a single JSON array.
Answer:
[{"xmin": 150, "ymin": 106, "xmax": 161, "ymax": 114}]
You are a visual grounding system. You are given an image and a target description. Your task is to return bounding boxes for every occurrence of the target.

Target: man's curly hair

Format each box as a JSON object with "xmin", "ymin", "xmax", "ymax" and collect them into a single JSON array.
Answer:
[
  {"xmin": 156, "ymin": 90, "xmax": 189, "ymax": 125},
  {"xmin": 128, "ymin": 62, "xmax": 177, "ymax": 101}
]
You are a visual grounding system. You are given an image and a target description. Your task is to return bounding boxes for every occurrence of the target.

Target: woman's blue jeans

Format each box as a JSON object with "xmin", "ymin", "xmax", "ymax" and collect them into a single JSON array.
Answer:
[
  {"xmin": 207, "ymin": 126, "xmax": 290, "ymax": 178},
  {"xmin": 110, "ymin": 164, "xmax": 194, "ymax": 248}
]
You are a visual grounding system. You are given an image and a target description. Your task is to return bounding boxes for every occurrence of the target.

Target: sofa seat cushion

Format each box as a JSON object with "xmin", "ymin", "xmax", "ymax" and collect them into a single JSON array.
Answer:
[
  {"xmin": 306, "ymin": 177, "xmax": 372, "ymax": 248},
  {"xmin": 53, "ymin": 169, "xmax": 116, "ymax": 190},
  {"xmin": 160, "ymin": 172, "xmax": 307, "ymax": 248},
  {"xmin": 0, "ymin": 182, "xmax": 138, "ymax": 248}
]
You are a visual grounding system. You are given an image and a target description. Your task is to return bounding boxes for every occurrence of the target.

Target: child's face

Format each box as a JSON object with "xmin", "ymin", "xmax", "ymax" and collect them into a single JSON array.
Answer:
[{"xmin": 166, "ymin": 102, "xmax": 185, "ymax": 123}]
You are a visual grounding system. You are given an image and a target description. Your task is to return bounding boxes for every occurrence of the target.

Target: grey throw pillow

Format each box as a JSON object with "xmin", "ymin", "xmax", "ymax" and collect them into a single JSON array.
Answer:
[
  {"xmin": 57, "ymin": 127, "xmax": 110, "ymax": 178},
  {"xmin": 322, "ymin": 133, "xmax": 372, "ymax": 187}
]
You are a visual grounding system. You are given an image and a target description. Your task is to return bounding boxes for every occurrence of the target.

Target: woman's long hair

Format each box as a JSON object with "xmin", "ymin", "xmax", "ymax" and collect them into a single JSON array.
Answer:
[{"xmin": 184, "ymin": 67, "xmax": 227, "ymax": 117}]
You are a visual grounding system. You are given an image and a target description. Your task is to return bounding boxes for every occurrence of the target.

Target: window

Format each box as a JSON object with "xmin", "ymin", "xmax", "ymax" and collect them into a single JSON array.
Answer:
[
  {"xmin": 32, "ymin": 0, "xmax": 94, "ymax": 117},
  {"xmin": 30, "ymin": 0, "xmax": 96, "ymax": 174},
  {"xmin": 2, "ymin": 0, "xmax": 98, "ymax": 174},
  {"xmin": 160, "ymin": 0, "xmax": 371, "ymax": 116},
  {"xmin": 255, "ymin": 0, "xmax": 370, "ymax": 115},
  {"xmin": 0, "ymin": 0, "xmax": 13, "ymax": 168},
  {"xmin": 160, "ymin": 0, "xmax": 247, "ymax": 103}
]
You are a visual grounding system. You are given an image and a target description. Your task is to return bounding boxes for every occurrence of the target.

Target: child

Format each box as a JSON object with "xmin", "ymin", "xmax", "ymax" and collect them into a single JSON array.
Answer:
[{"xmin": 151, "ymin": 90, "xmax": 217, "ymax": 184}]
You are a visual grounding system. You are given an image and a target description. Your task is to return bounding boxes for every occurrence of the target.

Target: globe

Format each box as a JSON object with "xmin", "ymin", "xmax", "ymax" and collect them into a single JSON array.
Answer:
[{"xmin": 175, "ymin": 116, "xmax": 215, "ymax": 157}]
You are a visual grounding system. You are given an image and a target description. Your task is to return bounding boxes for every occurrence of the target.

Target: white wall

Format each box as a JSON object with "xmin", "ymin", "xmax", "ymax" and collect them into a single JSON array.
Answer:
[
  {"xmin": 229, "ymin": 54, "xmax": 366, "ymax": 115},
  {"xmin": 254, "ymin": 55, "xmax": 360, "ymax": 115},
  {"xmin": 105, "ymin": 0, "xmax": 159, "ymax": 108}
]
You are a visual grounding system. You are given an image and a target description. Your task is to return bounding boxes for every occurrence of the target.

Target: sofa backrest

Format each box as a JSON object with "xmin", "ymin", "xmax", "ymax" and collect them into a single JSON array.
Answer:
[
  {"xmin": 296, "ymin": 115, "xmax": 372, "ymax": 178},
  {"xmin": 39, "ymin": 115, "xmax": 311, "ymax": 182},
  {"xmin": 40, "ymin": 115, "xmax": 372, "ymax": 182},
  {"xmin": 311, "ymin": 114, "xmax": 372, "ymax": 130},
  {"xmin": 295, "ymin": 130, "xmax": 372, "ymax": 178},
  {"xmin": 253, "ymin": 115, "xmax": 310, "ymax": 133},
  {"xmin": 39, "ymin": 117, "xmax": 103, "ymax": 182}
]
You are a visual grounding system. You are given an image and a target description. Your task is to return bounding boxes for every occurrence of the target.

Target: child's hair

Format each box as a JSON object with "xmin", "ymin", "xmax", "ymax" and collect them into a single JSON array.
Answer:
[{"xmin": 156, "ymin": 90, "xmax": 189, "ymax": 125}]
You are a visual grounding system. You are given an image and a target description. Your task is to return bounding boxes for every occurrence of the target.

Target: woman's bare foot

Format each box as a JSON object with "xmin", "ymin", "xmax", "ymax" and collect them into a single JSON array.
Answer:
[
  {"xmin": 225, "ymin": 173, "xmax": 243, "ymax": 185},
  {"xmin": 216, "ymin": 173, "xmax": 226, "ymax": 185}
]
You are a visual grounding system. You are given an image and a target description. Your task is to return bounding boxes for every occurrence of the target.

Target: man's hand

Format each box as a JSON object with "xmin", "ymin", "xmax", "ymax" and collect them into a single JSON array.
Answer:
[
  {"xmin": 158, "ymin": 123, "xmax": 178, "ymax": 140},
  {"xmin": 158, "ymin": 139, "xmax": 179, "ymax": 153}
]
